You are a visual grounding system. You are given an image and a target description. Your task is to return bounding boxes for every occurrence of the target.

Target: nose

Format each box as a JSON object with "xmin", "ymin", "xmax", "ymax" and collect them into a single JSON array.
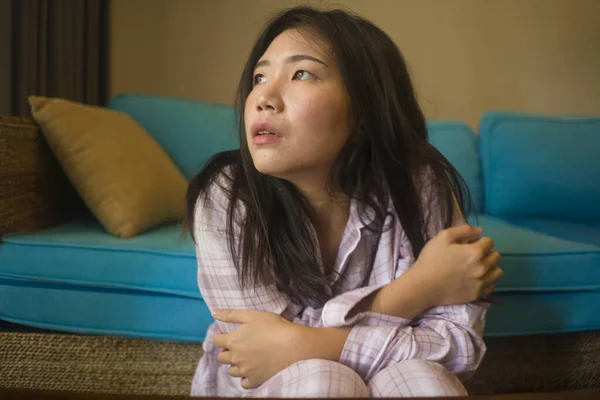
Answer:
[{"xmin": 256, "ymin": 84, "xmax": 284, "ymax": 113}]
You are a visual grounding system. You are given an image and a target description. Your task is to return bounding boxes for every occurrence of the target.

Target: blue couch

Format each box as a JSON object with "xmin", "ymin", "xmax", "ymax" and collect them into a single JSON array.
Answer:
[{"xmin": 1, "ymin": 93, "xmax": 599, "ymax": 344}]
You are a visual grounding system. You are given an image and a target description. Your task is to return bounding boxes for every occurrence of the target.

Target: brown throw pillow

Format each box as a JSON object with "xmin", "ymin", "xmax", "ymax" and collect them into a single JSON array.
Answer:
[{"xmin": 29, "ymin": 95, "xmax": 188, "ymax": 238}]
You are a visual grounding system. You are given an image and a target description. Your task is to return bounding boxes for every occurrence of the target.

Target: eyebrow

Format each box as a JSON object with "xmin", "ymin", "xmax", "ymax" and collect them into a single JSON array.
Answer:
[{"xmin": 255, "ymin": 54, "xmax": 328, "ymax": 69}]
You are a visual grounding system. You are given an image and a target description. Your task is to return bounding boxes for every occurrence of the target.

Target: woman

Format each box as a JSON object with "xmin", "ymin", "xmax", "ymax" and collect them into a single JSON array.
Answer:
[{"xmin": 185, "ymin": 5, "xmax": 502, "ymax": 398}]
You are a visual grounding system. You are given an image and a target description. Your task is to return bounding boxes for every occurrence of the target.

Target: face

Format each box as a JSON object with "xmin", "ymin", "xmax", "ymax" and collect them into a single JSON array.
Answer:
[{"xmin": 244, "ymin": 28, "xmax": 352, "ymax": 188}]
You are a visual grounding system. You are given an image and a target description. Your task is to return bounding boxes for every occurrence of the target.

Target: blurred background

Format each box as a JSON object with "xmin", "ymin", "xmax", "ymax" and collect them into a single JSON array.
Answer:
[
  {"xmin": 1, "ymin": 0, "xmax": 599, "ymax": 129},
  {"xmin": 1, "ymin": 2, "xmax": 600, "ymax": 396}
]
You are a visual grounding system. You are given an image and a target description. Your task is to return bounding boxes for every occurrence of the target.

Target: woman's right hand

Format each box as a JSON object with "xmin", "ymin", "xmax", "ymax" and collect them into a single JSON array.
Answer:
[{"xmin": 413, "ymin": 224, "xmax": 503, "ymax": 306}]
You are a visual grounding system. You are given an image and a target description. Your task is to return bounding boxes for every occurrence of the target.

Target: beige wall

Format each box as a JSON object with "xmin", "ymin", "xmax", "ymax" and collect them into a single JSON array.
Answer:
[
  {"xmin": 109, "ymin": 0, "xmax": 600, "ymax": 129},
  {"xmin": 0, "ymin": 0, "xmax": 11, "ymax": 115}
]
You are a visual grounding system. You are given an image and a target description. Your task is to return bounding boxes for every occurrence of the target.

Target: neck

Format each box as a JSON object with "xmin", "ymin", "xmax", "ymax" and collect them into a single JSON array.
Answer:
[{"xmin": 293, "ymin": 180, "xmax": 350, "ymax": 228}]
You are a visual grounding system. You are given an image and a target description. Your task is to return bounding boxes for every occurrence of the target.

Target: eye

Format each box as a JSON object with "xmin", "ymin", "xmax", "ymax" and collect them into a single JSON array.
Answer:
[
  {"xmin": 254, "ymin": 74, "xmax": 266, "ymax": 85},
  {"xmin": 293, "ymin": 70, "xmax": 315, "ymax": 81}
]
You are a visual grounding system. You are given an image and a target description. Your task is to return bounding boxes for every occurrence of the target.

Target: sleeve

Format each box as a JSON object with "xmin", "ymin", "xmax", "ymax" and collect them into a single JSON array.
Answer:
[
  {"xmin": 195, "ymin": 169, "xmax": 409, "ymax": 332},
  {"xmin": 195, "ymin": 172, "xmax": 386, "ymax": 333},
  {"xmin": 193, "ymin": 172, "xmax": 289, "ymax": 335},
  {"xmin": 334, "ymin": 167, "xmax": 489, "ymax": 382},
  {"xmin": 196, "ymin": 168, "xmax": 488, "ymax": 382},
  {"xmin": 315, "ymin": 239, "xmax": 488, "ymax": 383},
  {"xmin": 337, "ymin": 301, "xmax": 489, "ymax": 382}
]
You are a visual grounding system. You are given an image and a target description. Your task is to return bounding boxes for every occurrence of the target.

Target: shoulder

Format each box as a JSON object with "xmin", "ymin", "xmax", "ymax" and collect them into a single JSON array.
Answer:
[
  {"xmin": 195, "ymin": 164, "xmax": 236, "ymax": 208},
  {"xmin": 414, "ymin": 164, "xmax": 465, "ymax": 236},
  {"xmin": 187, "ymin": 150, "xmax": 240, "ymax": 210},
  {"xmin": 414, "ymin": 164, "xmax": 436, "ymax": 197},
  {"xmin": 193, "ymin": 163, "xmax": 247, "ymax": 233}
]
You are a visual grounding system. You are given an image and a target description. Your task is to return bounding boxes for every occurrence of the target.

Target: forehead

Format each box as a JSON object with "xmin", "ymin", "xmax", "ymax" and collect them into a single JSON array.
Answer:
[{"xmin": 259, "ymin": 28, "xmax": 331, "ymax": 63}]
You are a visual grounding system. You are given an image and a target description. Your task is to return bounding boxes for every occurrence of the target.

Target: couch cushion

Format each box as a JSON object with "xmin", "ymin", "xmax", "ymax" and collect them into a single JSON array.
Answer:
[
  {"xmin": 28, "ymin": 96, "xmax": 188, "ymax": 238},
  {"xmin": 466, "ymin": 215, "xmax": 600, "ymax": 335},
  {"xmin": 2, "ymin": 216, "xmax": 600, "ymax": 338},
  {"xmin": 0, "ymin": 218, "xmax": 214, "ymax": 341},
  {"xmin": 482, "ymin": 289, "xmax": 600, "ymax": 337},
  {"xmin": 468, "ymin": 215, "xmax": 600, "ymax": 292},
  {"xmin": 427, "ymin": 121, "xmax": 483, "ymax": 214},
  {"xmin": 479, "ymin": 111, "xmax": 600, "ymax": 221},
  {"xmin": 108, "ymin": 93, "xmax": 240, "ymax": 180},
  {"xmin": 0, "ymin": 277, "xmax": 212, "ymax": 342},
  {"xmin": 507, "ymin": 218, "xmax": 600, "ymax": 247},
  {"xmin": 0, "ymin": 218, "xmax": 200, "ymax": 296}
]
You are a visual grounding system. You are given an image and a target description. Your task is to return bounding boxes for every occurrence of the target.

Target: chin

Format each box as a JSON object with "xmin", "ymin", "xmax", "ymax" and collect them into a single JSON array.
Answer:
[
  {"xmin": 252, "ymin": 161, "xmax": 289, "ymax": 178},
  {"xmin": 252, "ymin": 156, "xmax": 303, "ymax": 180}
]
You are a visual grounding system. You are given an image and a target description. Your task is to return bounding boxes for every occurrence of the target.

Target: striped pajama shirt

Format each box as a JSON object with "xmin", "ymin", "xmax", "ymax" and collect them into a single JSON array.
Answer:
[{"xmin": 190, "ymin": 171, "xmax": 488, "ymax": 397}]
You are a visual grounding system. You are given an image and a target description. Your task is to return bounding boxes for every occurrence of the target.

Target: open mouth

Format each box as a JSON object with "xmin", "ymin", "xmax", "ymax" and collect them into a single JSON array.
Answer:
[
  {"xmin": 256, "ymin": 130, "xmax": 278, "ymax": 136},
  {"xmin": 251, "ymin": 121, "xmax": 282, "ymax": 139}
]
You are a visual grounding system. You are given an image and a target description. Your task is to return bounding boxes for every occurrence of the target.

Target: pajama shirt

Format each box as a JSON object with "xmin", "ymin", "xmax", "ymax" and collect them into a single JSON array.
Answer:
[{"xmin": 190, "ymin": 170, "xmax": 489, "ymax": 397}]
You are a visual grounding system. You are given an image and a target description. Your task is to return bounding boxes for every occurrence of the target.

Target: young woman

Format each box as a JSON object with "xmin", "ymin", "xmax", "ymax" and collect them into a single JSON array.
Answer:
[{"xmin": 185, "ymin": 6, "xmax": 503, "ymax": 398}]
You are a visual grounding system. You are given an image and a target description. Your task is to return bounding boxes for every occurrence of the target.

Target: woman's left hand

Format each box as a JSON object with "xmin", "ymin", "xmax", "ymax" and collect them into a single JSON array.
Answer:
[{"xmin": 212, "ymin": 309, "xmax": 305, "ymax": 390}]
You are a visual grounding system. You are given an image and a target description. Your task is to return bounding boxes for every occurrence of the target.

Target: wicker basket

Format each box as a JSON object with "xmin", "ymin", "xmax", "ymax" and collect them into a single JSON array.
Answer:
[{"xmin": 0, "ymin": 115, "xmax": 86, "ymax": 238}]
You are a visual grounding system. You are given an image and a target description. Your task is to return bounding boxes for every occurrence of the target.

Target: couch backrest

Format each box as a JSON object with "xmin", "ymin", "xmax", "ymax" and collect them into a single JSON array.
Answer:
[
  {"xmin": 479, "ymin": 111, "xmax": 600, "ymax": 221},
  {"xmin": 108, "ymin": 93, "xmax": 240, "ymax": 180},
  {"xmin": 427, "ymin": 121, "xmax": 484, "ymax": 215},
  {"xmin": 109, "ymin": 93, "xmax": 484, "ymax": 214}
]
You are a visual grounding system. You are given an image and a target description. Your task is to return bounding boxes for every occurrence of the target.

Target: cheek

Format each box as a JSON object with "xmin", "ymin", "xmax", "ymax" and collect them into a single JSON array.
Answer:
[
  {"xmin": 244, "ymin": 95, "xmax": 254, "ymax": 127},
  {"xmin": 294, "ymin": 93, "xmax": 350, "ymax": 145},
  {"xmin": 244, "ymin": 97, "xmax": 259, "ymax": 142}
]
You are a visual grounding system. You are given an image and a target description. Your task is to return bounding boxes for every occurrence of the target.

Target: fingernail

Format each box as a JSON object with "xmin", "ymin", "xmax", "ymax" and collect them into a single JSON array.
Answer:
[{"xmin": 212, "ymin": 309, "xmax": 221, "ymax": 317}]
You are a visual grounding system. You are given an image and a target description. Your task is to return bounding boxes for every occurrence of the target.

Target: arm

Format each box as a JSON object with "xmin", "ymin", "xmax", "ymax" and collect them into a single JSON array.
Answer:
[
  {"xmin": 193, "ymin": 176, "xmax": 289, "ymax": 335},
  {"xmin": 296, "ymin": 301, "xmax": 488, "ymax": 382},
  {"xmin": 290, "ymin": 241, "xmax": 489, "ymax": 382},
  {"xmin": 291, "ymin": 173, "xmax": 493, "ymax": 382},
  {"xmin": 197, "ymin": 170, "xmax": 492, "ymax": 382},
  {"xmin": 317, "ymin": 263, "xmax": 436, "ymax": 327},
  {"xmin": 194, "ymin": 173, "xmax": 437, "ymax": 333}
]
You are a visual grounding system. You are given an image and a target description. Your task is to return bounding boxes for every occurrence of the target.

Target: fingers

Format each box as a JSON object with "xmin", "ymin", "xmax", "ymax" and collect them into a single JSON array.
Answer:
[
  {"xmin": 217, "ymin": 349, "xmax": 232, "ymax": 364},
  {"xmin": 442, "ymin": 224, "xmax": 483, "ymax": 244},
  {"xmin": 227, "ymin": 361, "xmax": 256, "ymax": 390},
  {"xmin": 212, "ymin": 308, "xmax": 266, "ymax": 324},
  {"xmin": 483, "ymin": 265, "xmax": 504, "ymax": 286},
  {"xmin": 472, "ymin": 236, "xmax": 495, "ymax": 254},
  {"xmin": 480, "ymin": 251, "xmax": 502, "ymax": 299},
  {"xmin": 241, "ymin": 377, "xmax": 257, "ymax": 390},
  {"xmin": 213, "ymin": 333, "xmax": 229, "ymax": 349},
  {"xmin": 226, "ymin": 359, "xmax": 252, "ymax": 389},
  {"xmin": 481, "ymin": 250, "xmax": 502, "ymax": 281},
  {"xmin": 481, "ymin": 283, "xmax": 496, "ymax": 298},
  {"xmin": 212, "ymin": 309, "xmax": 248, "ymax": 323},
  {"xmin": 483, "ymin": 250, "xmax": 501, "ymax": 268},
  {"xmin": 228, "ymin": 364, "xmax": 243, "ymax": 378}
]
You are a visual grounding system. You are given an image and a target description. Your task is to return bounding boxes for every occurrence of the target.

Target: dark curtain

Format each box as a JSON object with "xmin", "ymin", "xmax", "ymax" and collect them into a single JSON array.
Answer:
[{"xmin": 10, "ymin": 0, "xmax": 108, "ymax": 117}]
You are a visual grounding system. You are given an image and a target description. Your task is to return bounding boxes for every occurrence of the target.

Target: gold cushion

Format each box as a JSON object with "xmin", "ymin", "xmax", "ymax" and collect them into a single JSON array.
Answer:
[{"xmin": 29, "ymin": 96, "xmax": 188, "ymax": 238}]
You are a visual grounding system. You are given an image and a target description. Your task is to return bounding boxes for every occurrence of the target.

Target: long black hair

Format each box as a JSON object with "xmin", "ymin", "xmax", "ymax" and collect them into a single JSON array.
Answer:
[{"xmin": 184, "ymin": 6, "xmax": 472, "ymax": 308}]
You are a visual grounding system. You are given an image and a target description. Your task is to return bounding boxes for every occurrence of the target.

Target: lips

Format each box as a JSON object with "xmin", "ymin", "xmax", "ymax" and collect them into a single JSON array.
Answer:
[
  {"xmin": 251, "ymin": 121, "xmax": 282, "ymax": 139},
  {"xmin": 250, "ymin": 121, "xmax": 282, "ymax": 146}
]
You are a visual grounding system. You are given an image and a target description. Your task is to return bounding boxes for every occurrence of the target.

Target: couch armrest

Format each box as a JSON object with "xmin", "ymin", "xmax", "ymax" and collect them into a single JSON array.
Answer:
[{"xmin": 0, "ymin": 115, "xmax": 85, "ymax": 237}]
